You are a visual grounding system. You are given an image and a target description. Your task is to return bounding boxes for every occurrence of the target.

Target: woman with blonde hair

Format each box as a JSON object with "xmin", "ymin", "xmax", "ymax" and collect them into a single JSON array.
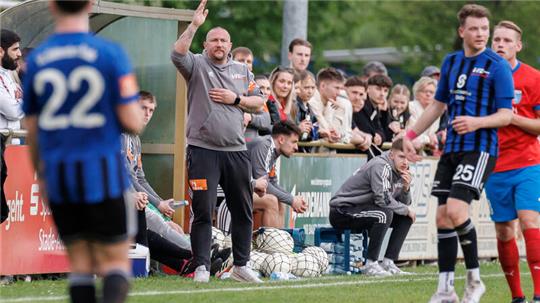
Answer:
[
  {"xmin": 266, "ymin": 66, "xmax": 295, "ymax": 124},
  {"xmin": 409, "ymin": 76, "xmax": 444, "ymax": 154},
  {"xmin": 386, "ymin": 84, "xmax": 411, "ymax": 139}
]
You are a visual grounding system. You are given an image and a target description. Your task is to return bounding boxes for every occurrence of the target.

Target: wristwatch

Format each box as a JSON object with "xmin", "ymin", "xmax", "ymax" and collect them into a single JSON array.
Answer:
[{"xmin": 234, "ymin": 95, "xmax": 241, "ymax": 106}]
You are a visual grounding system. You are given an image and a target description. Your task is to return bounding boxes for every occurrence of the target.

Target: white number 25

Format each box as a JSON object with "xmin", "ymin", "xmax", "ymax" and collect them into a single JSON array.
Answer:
[{"xmin": 35, "ymin": 66, "xmax": 105, "ymax": 130}]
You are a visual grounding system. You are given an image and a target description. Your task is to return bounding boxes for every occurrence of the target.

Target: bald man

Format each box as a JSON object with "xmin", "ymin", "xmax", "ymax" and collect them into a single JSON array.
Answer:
[{"xmin": 171, "ymin": 0, "xmax": 265, "ymax": 283}]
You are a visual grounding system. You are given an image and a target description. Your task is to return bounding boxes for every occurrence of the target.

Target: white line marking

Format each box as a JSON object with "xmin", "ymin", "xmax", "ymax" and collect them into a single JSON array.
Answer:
[{"xmin": 0, "ymin": 273, "xmax": 504, "ymax": 303}]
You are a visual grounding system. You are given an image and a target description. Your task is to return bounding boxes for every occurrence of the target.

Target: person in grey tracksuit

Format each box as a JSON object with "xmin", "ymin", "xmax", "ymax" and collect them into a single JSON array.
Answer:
[
  {"xmin": 329, "ymin": 138, "xmax": 416, "ymax": 272},
  {"xmin": 171, "ymin": 12, "xmax": 265, "ymax": 280}
]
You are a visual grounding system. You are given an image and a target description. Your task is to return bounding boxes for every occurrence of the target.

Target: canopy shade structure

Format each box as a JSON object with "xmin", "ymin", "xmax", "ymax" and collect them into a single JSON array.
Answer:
[
  {"xmin": 0, "ymin": 0, "xmax": 192, "ymax": 47},
  {"xmin": 0, "ymin": 0, "xmax": 194, "ymax": 229}
]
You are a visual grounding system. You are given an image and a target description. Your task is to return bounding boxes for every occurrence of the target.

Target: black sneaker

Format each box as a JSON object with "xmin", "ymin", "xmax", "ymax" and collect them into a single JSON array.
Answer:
[
  {"xmin": 210, "ymin": 258, "xmax": 223, "ymax": 276},
  {"xmin": 211, "ymin": 243, "xmax": 231, "ymax": 264},
  {"xmin": 511, "ymin": 297, "xmax": 528, "ymax": 303}
]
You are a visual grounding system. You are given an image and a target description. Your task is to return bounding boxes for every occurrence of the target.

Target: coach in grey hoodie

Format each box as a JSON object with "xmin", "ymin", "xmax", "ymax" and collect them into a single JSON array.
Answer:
[
  {"xmin": 170, "ymin": 0, "xmax": 265, "ymax": 284},
  {"xmin": 329, "ymin": 138, "xmax": 416, "ymax": 276}
]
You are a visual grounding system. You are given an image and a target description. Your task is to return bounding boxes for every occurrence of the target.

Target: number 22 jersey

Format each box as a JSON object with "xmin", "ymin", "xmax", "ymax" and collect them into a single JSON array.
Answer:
[{"xmin": 22, "ymin": 32, "xmax": 139, "ymax": 204}]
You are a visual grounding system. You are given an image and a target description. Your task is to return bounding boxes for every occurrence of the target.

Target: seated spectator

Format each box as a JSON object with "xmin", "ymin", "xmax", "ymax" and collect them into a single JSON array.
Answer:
[
  {"xmin": 267, "ymin": 66, "xmax": 295, "ymax": 124},
  {"xmin": 409, "ymin": 76, "xmax": 444, "ymax": 155},
  {"xmin": 386, "ymin": 84, "xmax": 411, "ymax": 139},
  {"xmin": 121, "ymin": 91, "xmax": 190, "ymax": 249},
  {"xmin": 291, "ymin": 71, "xmax": 318, "ymax": 153},
  {"xmin": 361, "ymin": 61, "xmax": 388, "ymax": 81},
  {"xmin": 218, "ymin": 121, "xmax": 308, "ymax": 228},
  {"xmin": 308, "ymin": 67, "xmax": 346, "ymax": 144},
  {"xmin": 329, "ymin": 138, "xmax": 416, "ymax": 276},
  {"xmin": 353, "ymin": 74, "xmax": 393, "ymax": 155},
  {"xmin": 232, "ymin": 46, "xmax": 253, "ymax": 72}
]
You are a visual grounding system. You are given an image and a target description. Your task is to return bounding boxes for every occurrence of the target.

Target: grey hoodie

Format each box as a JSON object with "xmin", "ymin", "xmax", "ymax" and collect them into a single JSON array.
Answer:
[
  {"xmin": 329, "ymin": 151, "xmax": 411, "ymax": 216},
  {"xmin": 171, "ymin": 50, "xmax": 261, "ymax": 151}
]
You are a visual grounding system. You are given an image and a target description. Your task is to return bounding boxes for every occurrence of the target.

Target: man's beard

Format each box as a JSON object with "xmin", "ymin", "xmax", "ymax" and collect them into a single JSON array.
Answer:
[{"xmin": 1, "ymin": 55, "xmax": 18, "ymax": 70}]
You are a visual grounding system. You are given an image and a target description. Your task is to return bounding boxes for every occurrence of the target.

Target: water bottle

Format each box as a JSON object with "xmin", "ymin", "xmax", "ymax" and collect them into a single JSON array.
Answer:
[
  {"xmin": 270, "ymin": 272, "xmax": 290, "ymax": 281},
  {"xmin": 301, "ymin": 114, "xmax": 311, "ymax": 141}
]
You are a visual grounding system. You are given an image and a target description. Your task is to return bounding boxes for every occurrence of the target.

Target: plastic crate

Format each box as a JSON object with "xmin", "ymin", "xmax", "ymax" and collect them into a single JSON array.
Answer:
[
  {"xmin": 314, "ymin": 227, "xmax": 369, "ymax": 274},
  {"xmin": 282, "ymin": 228, "xmax": 305, "ymax": 253}
]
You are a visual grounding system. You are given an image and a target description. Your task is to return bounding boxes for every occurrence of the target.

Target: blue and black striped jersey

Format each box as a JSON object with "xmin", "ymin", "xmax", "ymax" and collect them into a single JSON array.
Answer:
[{"xmin": 435, "ymin": 48, "xmax": 514, "ymax": 156}]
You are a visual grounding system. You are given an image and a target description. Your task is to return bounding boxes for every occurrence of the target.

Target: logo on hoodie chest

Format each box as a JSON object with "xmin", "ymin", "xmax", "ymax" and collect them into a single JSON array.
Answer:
[{"xmin": 231, "ymin": 73, "xmax": 247, "ymax": 81}]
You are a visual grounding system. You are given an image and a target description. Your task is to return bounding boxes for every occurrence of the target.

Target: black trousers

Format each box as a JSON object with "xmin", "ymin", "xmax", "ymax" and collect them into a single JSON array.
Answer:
[
  {"xmin": 187, "ymin": 145, "xmax": 253, "ymax": 269},
  {"xmin": 1, "ymin": 135, "xmax": 8, "ymax": 224},
  {"xmin": 329, "ymin": 205, "xmax": 412, "ymax": 262},
  {"xmin": 135, "ymin": 209, "xmax": 192, "ymax": 271}
]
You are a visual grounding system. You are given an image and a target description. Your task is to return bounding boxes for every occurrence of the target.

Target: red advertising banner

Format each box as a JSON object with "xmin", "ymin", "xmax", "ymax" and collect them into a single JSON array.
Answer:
[{"xmin": 0, "ymin": 145, "xmax": 69, "ymax": 275}]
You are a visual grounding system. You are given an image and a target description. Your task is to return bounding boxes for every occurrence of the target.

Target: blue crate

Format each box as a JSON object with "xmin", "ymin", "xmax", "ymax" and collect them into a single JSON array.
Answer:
[
  {"xmin": 314, "ymin": 227, "xmax": 369, "ymax": 274},
  {"xmin": 282, "ymin": 228, "xmax": 305, "ymax": 253}
]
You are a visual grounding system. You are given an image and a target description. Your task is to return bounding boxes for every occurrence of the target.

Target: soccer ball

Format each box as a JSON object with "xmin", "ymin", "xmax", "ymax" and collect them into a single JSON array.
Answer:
[
  {"xmin": 302, "ymin": 246, "xmax": 329, "ymax": 274},
  {"xmin": 261, "ymin": 253, "xmax": 291, "ymax": 277},
  {"xmin": 291, "ymin": 253, "xmax": 321, "ymax": 277},
  {"xmin": 247, "ymin": 250, "xmax": 268, "ymax": 272},
  {"xmin": 211, "ymin": 227, "xmax": 225, "ymax": 248},
  {"xmin": 255, "ymin": 228, "xmax": 294, "ymax": 254}
]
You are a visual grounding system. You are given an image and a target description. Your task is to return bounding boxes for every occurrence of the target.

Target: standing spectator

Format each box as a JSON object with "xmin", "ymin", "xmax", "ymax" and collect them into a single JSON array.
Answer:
[
  {"xmin": 288, "ymin": 38, "xmax": 312, "ymax": 73},
  {"xmin": 404, "ymin": 4, "xmax": 514, "ymax": 302},
  {"xmin": 267, "ymin": 66, "xmax": 295, "ymax": 124},
  {"xmin": 232, "ymin": 46, "xmax": 253, "ymax": 72},
  {"xmin": 361, "ymin": 61, "xmax": 388, "ymax": 81},
  {"xmin": 0, "ymin": 29, "xmax": 24, "ymax": 145},
  {"xmin": 23, "ymin": 1, "xmax": 144, "ymax": 302},
  {"xmin": 329, "ymin": 138, "xmax": 415, "ymax": 276},
  {"xmin": 308, "ymin": 67, "xmax": 345, "ymax": 144},
  {"xmin": 409, "ymin": 77, "xmax": 443, "ymax": 155},
  {"xmin": 386, "ymin": 84, "xmax": 411, "ymax": 139},
  {"xmin": 346, "ymin": 76, "xmax": 372, "ymax": 151},
  {"xmin": 0, "ymin": 29, "xmax": 23, "ymax": 224},
  {"xmin": 233, "ymin": 48, "xmax": 270, "ymax": 142},
  {"xmin": 421, "ymin": 65, "xmax": 441, "ymax": 81},
  {"xmin": 354, "ymin": 75, "xmax": 392, "ymax": 154},
  {"xmin": 171, "ymin": 0, "xmax": 264, "ymax": 283}
]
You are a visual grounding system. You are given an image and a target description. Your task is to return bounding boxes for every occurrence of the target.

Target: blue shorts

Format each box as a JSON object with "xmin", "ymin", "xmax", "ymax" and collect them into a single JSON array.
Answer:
[{"xmin": 485, "ymin": 164, "xmax": 540, "ymax": 222}]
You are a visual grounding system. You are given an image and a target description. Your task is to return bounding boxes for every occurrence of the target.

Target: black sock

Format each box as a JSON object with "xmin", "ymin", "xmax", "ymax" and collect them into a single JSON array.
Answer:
[
  {"xmin": 68, "ymin": 273, "xmax": 96, "ymax": 303},
  {"xmin": 102, "ymin": 270, "xmax": 130, "ymax": 303},
  {"xmin": 437, "ymin": 228, "xmax": 458, "ymax": 272},
  {"xmin": 455, "ymin": 219, "xmax": 479, "ymax": 269},
  {"xmin": 366, "ymin": 223, "xmax": 389, "ymax": 261}
]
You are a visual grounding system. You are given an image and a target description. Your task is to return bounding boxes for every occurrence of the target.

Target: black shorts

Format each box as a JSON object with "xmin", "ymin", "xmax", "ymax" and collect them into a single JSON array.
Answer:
[
  {"xmin": 431, "ymin": 152, "xmax": 496, "ymax": 204},
  {"xmin": 49, "ymin": 195, "xmax": 136, "ymax": 245}
]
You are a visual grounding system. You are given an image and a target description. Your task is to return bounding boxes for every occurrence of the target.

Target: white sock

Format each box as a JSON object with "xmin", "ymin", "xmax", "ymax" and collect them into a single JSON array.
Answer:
[
  {"xmin": 383, "ymin": 258, "xmax": 393, "ymax": 264},
  {"xmin": 467, "ymin": 267, "xmax": 480, "ymax": 281},
  {"xmin": 437, "ymin": 272, "xmax": 455, "ymax": 292},
  {"xmin": 366, "ymin": 259, "xmax": 377, "ymax": 265}
]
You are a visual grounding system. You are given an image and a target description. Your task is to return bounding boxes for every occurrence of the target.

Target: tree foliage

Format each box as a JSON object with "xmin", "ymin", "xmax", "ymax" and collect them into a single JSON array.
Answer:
[{"xmin": 126, "ymin": 0, "xmax": 540, "ymax": 81}]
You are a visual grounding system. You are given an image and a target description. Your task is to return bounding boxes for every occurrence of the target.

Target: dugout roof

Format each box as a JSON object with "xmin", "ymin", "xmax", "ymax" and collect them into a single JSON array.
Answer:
[{"xmin": 0, "ymin": 0, "xmax": 193, "ymax": 229}]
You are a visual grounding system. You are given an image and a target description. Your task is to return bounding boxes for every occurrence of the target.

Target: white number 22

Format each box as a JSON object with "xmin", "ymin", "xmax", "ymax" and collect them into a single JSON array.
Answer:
[{"xmin": 35, "ymin": 66, "xmax": 105, "ymax": 130}]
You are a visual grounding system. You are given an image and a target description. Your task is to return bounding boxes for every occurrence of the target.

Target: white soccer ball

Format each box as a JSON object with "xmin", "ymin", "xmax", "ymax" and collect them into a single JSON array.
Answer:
[
  {"xmin": 261, "ymin": 253, "xmax": 291, "ymax": 277},
  {"xmin": 211, "ymin": 227, "xmax": 225, "ymax": 248},
  {"xmin": 255, "ymin": 228, "xmax": 294, "ymax": 254},
  {"xmin": 247, "ymin": 250, "xmax": 268, "ymax": 272},
  {"xmin": 302, "ymin": 246, "xmax": 329, "ymax": 274},
  {"xmin": 292, "ymin": 253, "xmax": 321, "ymax": 277}
]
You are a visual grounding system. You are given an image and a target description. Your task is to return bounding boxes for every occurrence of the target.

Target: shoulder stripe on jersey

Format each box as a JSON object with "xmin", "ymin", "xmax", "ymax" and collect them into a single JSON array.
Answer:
[
  {"xmin": 450, "ymin": 57, "xmax": 467, "ymax": 153},
  {"xmin": 458, "ymin": 59, "xmax": 477, "ymax": 151}
]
